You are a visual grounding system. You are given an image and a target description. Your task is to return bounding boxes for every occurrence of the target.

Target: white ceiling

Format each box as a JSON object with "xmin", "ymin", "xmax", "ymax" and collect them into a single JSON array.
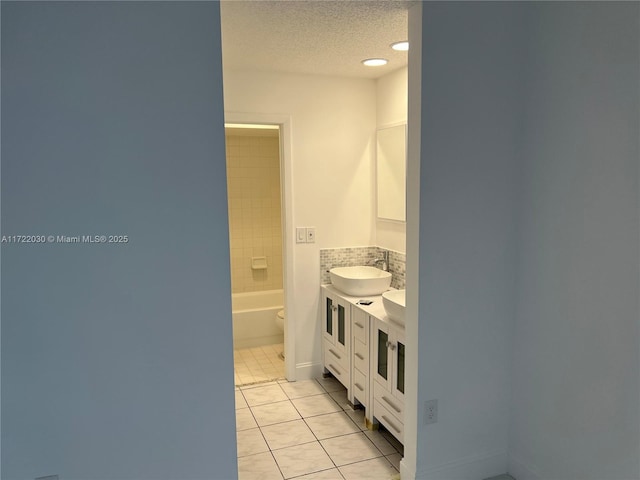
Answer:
[{"xmin": 220, "ymin": 1, "xmax": 413, "ymax": 79}]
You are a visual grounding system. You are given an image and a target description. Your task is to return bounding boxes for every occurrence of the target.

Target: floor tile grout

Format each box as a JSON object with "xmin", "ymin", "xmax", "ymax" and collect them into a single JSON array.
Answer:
[
  {"xmin": 237, "ymin": 374, "xmax": 401, "ymax": 479},
  {"xmin": 234, "ymin": 343, "xmax": 285, "ymax": 387}
]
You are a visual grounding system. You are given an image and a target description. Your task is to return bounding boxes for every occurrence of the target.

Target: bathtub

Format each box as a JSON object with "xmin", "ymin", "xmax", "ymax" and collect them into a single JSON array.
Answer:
[{"xmin": 232, "ymin": 289, "xmax": 284, "ymax": 349}]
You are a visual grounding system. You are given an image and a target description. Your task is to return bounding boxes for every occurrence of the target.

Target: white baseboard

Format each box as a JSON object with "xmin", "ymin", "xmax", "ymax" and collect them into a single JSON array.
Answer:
[
  {"xmin": 294, "ymin": 361, "xmax": 323, "ymax": 381},
  {"xmin": 508, "ymin": 453, "xmax": 542, "ymax": 480},
  {"xmin": 417, "ymin": 449, "xmax": 508, "ymax": 480}
]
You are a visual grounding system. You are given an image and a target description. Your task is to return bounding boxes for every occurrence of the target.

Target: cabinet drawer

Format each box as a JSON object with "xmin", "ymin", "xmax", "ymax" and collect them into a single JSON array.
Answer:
[
  {"xmin": 353, "ymin": 367, "xmax": 368, "ymax": 407},
  {"xmin": 374, "ymin": 398, "xmax": 404, "ymax": 444},
  {"xmin": 352, "ymin": 309, "xmax": 368, "ymax": 344},
  {"xmin": 353, "ymin": 339, "xmax": 368, "ymax": 373},
  {"xmin": 324, "ymin": 339, "xmax": 348, "ymax": 368},
  {"xmin": 324, "ymin": 341, "xmax": 349, "ymax": 387},
  {"xmin": 373, "ymin": 381, "xmax": 404, "ymax": 420}
]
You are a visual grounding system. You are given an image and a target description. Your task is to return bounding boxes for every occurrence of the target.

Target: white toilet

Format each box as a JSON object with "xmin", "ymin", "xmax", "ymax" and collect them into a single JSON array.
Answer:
[{"xmin": 275, "ymin": 309, "xmax": 285, "ymax": 359}]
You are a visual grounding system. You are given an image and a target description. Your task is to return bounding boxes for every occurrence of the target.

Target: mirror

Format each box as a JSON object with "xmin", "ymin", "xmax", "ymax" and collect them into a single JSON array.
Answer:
[{"xmin": 376, "ymin": 124, "xmax": 406, "ymax": 221}]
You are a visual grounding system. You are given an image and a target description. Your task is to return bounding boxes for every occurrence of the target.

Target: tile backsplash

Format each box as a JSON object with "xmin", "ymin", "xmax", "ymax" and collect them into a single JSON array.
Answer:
[{"xmin": 320, "ymin": 246, "xmax": 406, "ymax": 290}]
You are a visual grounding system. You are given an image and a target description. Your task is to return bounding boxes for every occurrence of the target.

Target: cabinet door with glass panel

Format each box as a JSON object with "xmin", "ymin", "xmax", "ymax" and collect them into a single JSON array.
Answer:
[
  {"xmin": 372, "ymin": 318, "xmax": 405, "ymax": 404},
  {"xmin": 322, "ymin": 290, "xmax": 350, "ymax": 357},
  {"xmin": 321, "ymin": 288, "xmax": 351, "ymax": 391}
]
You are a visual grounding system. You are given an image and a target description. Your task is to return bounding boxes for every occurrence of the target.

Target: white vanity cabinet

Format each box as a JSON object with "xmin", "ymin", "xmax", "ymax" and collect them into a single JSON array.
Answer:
[
  {"xmin": 320, "ymin": 284, "xmax": 405, "ymax": 445},
  {"xmin": 321, "ymin": 287, "xmax": 351, "ymax": 389},
  {"xmin": 372, "ymin": 317, "xmax": 406, "ymax": 443}
]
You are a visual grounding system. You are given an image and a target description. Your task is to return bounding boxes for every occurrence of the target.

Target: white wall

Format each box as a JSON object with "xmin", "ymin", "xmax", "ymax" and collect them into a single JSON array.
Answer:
[
  {"xmin": 376, "ymin": 67, "xmax": 408, "ymax": 254},
  {"xmin": 408, "ymin": 3, "xmax": 524, "ymax": 478},
  {"xmin": 377, "ymin": 67, "xmax": 408, "ymax": 129},
  {"xmin": 1, "ymin": 3, "xmax": 237, "ymax": 479},
  {"xmin": 404, "ymin": 6, "xmax": 424, "ymax": 476},
  {"xmin": 223, "ymin": 70, "xmax": 377, "ymax": 378},
  {"xmin": 510, "ymin": 4, "xmax": 640, "ymax": 479}
]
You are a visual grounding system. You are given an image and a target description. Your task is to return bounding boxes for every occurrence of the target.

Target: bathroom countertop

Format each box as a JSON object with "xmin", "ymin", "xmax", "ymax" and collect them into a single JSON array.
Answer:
[{"xmin": 321, "ymin": 284, "xmax": 403, "ymax": 329}]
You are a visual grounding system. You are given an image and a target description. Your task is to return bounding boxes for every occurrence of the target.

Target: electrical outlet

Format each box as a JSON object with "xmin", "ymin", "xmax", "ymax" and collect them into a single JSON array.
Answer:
[
  {"xmin": 306, "ymin": 227, "xmax": 316, "ymax": 243},
  {"xmin": 425, "ymin": 399, "xmax": 438, "ymax": 424}
]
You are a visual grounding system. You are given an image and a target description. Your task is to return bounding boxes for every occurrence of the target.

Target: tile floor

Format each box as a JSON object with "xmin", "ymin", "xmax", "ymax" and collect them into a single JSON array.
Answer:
[
  {"xmin": 234, "ymin": 343, "xmax": 285, "ymax": 386},
  {"xmin": 236, "ymin": 376, "xmax": 403, "ymax": 479}
]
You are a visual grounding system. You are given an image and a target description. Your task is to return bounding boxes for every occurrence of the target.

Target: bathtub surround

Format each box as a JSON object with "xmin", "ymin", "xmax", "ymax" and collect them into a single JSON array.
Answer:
[
  {"xmin": 226, "ymin": 129, "xmax": 284, "ymax": 294},
  {"xmin": 320, "ymin": 246, "xmax": 406, "ymax": 290},
  {"xmin": 232, "ymin": 289, "xmax": 284, "ymax": 349}
]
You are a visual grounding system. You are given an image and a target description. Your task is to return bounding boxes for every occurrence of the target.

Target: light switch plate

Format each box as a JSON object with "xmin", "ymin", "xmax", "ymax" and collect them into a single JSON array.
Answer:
[
  {"xmin": 296, "ymin": 227, "xmax": 306, "ymax": 243},
  {"xmin": 306, "ymin": 227, "xmax": 316, "ymax": 243}
]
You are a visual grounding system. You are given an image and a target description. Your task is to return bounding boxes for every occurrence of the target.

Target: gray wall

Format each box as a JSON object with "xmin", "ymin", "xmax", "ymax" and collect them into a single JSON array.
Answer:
[
  {"xmin": 409, "ymin": 2, "xmax": 639, "ymax": 479},
  {"xmin": 410, "ymin": 3, "xmax": 524, "ymax": 478},
  {"xmin": 510, "ymin": 3, "xmax": 640, "ymax": 479},
  {"xmin": 1, "ymin": 2, "xmax": 237, "ymax": 479}
]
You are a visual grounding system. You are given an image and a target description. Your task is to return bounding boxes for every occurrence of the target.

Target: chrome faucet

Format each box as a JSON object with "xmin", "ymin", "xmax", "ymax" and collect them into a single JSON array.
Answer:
[{"xmin": 369, "ymin": 250, "xmax": 389, "ymax": 272}]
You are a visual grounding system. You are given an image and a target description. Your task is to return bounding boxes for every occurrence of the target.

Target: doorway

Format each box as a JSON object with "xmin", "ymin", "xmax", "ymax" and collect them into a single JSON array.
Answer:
[{"xmin": 225, "ymin": 119, "xmax": 295, "ymax": 385}]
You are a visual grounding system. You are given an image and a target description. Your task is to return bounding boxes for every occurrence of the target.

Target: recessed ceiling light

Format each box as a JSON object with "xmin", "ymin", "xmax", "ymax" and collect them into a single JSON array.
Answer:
[
  {"xmin": 391, "ymin": 41, "xmax": 409, "ymax": 51},
  {"xmin": 362, "ymin": 58, "xmax": 388, "ymax": 67}
]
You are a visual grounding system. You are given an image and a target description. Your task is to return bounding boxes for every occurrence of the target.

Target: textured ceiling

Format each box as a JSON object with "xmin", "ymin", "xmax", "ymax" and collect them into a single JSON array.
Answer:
[{"xmin": 220, "ymin": 1, "xmax": 413, "ymax": 79}]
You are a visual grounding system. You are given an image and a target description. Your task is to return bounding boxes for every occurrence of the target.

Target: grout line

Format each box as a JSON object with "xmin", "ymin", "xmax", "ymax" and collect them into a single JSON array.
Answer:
[
  {"xmin": 238, "ymin": 377, "xmax": 400, "ymax": 479},
  {"xmin": 268, "ymin": 449, "xmax": 286, "ymax": 480},
  {"xmin": 234, "ymin": 342, "xmax": 285, "ymax": 388}
]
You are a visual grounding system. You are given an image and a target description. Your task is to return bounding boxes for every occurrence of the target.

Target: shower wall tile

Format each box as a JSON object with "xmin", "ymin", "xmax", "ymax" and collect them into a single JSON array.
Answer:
[
  {"xmin": 320, "ymin": 246, "xmax": 406, "ymax": 290},
  {"xmin": 226, "ymin": 132, "xmax": 283, "ymax": 293}
]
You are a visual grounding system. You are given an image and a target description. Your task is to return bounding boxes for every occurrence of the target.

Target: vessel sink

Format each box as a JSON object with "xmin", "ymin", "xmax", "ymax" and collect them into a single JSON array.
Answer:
[
  {"xmin": 329, "ymin": 266, "xmax": 392, "ymax": 296},
  {"xmin": 382, "ymin": 289, "xmax": 405, "ymax": 325}
]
